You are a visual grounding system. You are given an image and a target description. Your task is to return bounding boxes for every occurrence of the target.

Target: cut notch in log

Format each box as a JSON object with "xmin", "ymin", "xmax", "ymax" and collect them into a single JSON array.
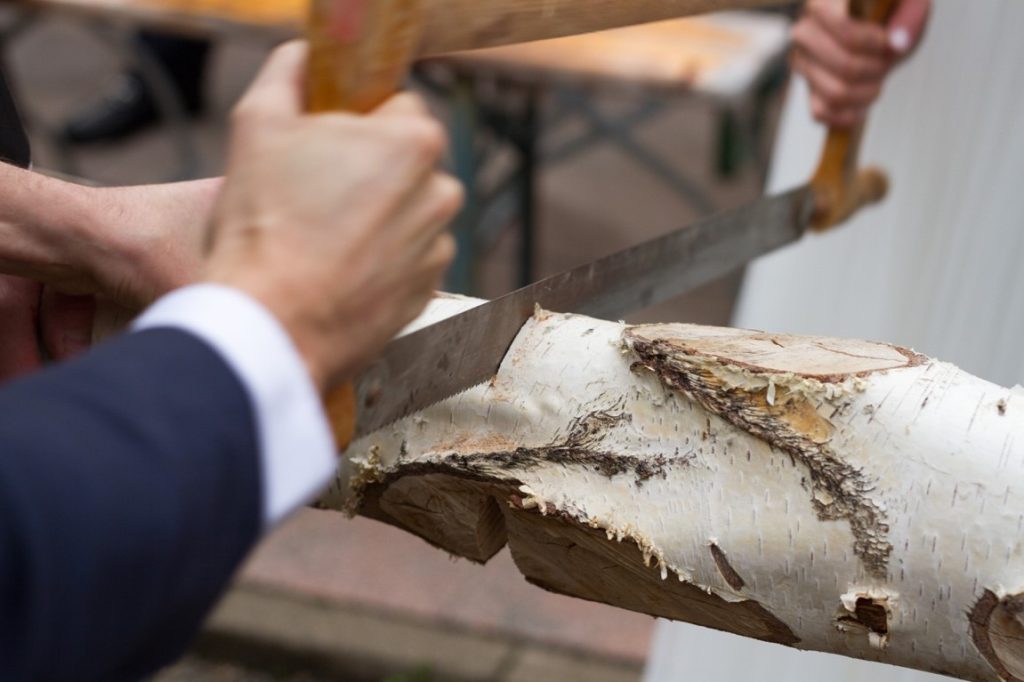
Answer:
[{"xmin": 319, "ymin": 296, "xmax": 1024, "ymax": 681}]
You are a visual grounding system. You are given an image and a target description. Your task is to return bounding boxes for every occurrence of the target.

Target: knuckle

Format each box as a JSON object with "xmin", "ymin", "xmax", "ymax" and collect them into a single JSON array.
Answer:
[
  {"xmin": 790, "ymin": 22, "xmax": 811, "ymax": 47},
  {"xmin": 231, "ymin": 97, "xmax": 273, "ymax": 130},
  {"xmin": 384, "ymin": 116, "xmax": 446, "ymax": 164},
  {"xmin": 810, "ymin": 77, "xmax": 840, "ymax": 104},
  {"xmin": 433, "ymin": 233, "xmax": 457, "ymax": 268},
  {"xmin": 790, "ymin": 50, "xmax": 813, "ymax": 80},
  {"xmin": 838, "ymin": 54, "xmax": 861, "ymax": 80},
  {"xmin": 395, "ymin": 92, "xmax": 430, "ymax": 115},
  {"xmin": 805, "ymin": 0, "xmax": 827, "ymax": 21},
  {"xmin": 837, "ymin": 111, "xmax": 860, "ymax": 129},
  {"xmin": 810, "ymin": 97, "xmax": 829, "ymax": 122},
  {"xmin": 270, "ymin": 41, "xmax": 298, "ymax": 62},
  {"xmin": 837, "ymin": 24, "xmax": 856, "ymax": 48},
  {"xmin": 409, "ymin": 289, "xmax": 435, "ymax": 316},
  {"xmin": 230, "ymin": 99, "xmax": 255, "ymax": 125},
  {"xmin": 406, "ymin": 118, "xmax": 447, "ymax": 158},
  {"xmin": 837, "ymin": 23, "xmax": 872, "ymax": 52},
  {"xmin": 432, "ymin": 175, "xmax": 465, "ymax": 220}
]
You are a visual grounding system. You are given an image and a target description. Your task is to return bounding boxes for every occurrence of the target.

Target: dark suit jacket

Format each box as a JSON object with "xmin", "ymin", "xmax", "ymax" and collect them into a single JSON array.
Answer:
[{"xmin": 0, "ymin": 328, "xmax": 261, "ymax": 681}]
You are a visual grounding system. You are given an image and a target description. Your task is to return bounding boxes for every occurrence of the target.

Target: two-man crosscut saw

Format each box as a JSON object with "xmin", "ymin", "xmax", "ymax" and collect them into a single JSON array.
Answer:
[{"xmin": 308, "ymin": 0, "xmax": 898, "ymax": 447}]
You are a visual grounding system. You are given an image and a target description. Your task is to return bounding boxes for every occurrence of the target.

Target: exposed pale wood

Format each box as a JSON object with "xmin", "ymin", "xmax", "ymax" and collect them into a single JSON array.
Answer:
[{"xmin": 320, "ymin": 295, "xmax": 1024, "ymax": 681}]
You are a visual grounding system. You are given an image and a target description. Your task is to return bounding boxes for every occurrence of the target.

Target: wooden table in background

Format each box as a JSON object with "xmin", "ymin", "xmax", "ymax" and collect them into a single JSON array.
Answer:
[
  {"xmin": 6, "ymin": 0, "xmax": 790, "ymax": 292},
  {"xmin": 417, "ymin": 12, "xmax": 791, "ymax": 292},
  {"xmin": 16, "ymin": 0, "xmax": 304, "ymax": 38}
]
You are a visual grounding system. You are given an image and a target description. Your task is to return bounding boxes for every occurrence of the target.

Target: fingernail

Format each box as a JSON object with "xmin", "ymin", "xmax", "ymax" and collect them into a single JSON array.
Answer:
[{"xmin": 889, "ymin": 27, "xmax": 911, "ymax": 54}]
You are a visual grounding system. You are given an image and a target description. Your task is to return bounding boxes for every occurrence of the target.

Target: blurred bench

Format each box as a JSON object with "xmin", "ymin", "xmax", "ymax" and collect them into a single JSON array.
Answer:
[
  {"xmin": 3, "ymin": 1, "xmax": 789, "ymax": 293},
  {"xmin": 1, "ymin": 0, "xmax": 300, "ymax": 178},
  {"xmin": 419, "ymin": 12, "xmax": 791, "ymax": 292},
  {"xmin": 12, "ymin": 0, "xmax": 303, "ymax": 38}
]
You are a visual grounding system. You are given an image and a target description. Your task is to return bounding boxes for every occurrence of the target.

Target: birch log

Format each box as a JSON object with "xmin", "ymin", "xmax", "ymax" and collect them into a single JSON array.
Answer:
[{"xmin": 319, "ymin": 295, "xmax": 1024, "ymax": 681}]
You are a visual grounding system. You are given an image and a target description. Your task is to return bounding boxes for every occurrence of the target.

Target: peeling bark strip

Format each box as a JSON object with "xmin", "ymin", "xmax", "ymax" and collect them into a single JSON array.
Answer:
[
  {"xmin": 626, "ymin": 329, "xmax": 897, "ymax": 578},
  {"xmin": 322, "ymin": 296, "xmax": 1024, "ymax": 681}
]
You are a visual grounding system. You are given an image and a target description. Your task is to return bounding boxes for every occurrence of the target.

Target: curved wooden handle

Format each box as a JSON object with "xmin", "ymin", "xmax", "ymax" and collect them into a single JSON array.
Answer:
[
  {"xmin": 307, "ymin": 0, "xmax": 422, "ymax": 448},
  {"xmin": 325, "ymin": 381, "xmax": 358, "ymax": 450},
  {"xmin": 307, "ymin": 0, "xmax": 423, "ymax": 114},
  {"xmin": 809, "ymin": 0, "xmax": 899, "ymax": 232}
]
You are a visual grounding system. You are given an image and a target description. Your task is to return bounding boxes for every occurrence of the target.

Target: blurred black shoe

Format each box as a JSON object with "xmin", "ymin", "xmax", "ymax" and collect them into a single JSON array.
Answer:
[
  {"xmin": 63, "ymin": 74, "xmax": 156, "ymax": 144},
  {"xmin": 61, "ymin": 73, "xmax": 203, "ymax": 145}
]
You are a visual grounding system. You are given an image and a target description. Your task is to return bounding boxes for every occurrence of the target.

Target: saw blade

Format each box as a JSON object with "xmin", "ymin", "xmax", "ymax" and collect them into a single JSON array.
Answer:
[{"xmin": 353, "ymin": 186, "xmax": 816, "ymax": 438}]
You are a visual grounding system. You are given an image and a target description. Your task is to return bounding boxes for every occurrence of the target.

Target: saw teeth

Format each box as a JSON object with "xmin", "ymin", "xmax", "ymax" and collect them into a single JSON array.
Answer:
[{"xmin": 353, "ymin": 380, "xmax": 491, "ymax": 442}]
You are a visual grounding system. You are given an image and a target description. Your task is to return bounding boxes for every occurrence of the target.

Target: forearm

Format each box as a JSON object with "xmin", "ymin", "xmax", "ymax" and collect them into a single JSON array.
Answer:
[
  {"xmin": 0, "ymin": 161, "xmax": 220, "ymax": 305},
  {"xmin": 0, "ymin": 162, "xmax": 106, "ymax": 288}
]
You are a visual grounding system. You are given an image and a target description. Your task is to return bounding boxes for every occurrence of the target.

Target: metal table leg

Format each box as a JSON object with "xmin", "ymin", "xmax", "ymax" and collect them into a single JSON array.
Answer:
[
  {"xmin": 515, "ymin": 89, "xmax": 539, "ymax": 288},
  {"xmin": 554, "ymin": 87, "xmax": 717, "ymax": 218},
  {"xmin": 445, "ymin": 75, "xmax": 480, "ymax": 294}
]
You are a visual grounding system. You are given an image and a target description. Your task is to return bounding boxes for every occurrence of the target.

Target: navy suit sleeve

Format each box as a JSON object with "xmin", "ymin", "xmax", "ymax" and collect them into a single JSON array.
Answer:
[{"xmin": 0, "ymin": 328, "xmax": 262, "ymax": 682}]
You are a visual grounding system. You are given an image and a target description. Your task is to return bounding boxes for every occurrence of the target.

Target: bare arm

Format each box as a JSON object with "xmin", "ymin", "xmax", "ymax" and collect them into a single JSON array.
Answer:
[
  {"xmin": 0, "ymin": 164, "xmax": 103, "ymax": 287},
  {"xmin": 0, "ymin": 167, "xmax": 220, "ymax": 376},
  {"xmin": 0, "ymin": 164, "xmax": 218, "ymax": 304}
]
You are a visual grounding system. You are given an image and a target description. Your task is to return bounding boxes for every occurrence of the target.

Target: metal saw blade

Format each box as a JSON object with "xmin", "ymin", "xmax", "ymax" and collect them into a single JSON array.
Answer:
[{"xmin": 353, "ymin": 186, "xmax": 816, "ymax": 438}]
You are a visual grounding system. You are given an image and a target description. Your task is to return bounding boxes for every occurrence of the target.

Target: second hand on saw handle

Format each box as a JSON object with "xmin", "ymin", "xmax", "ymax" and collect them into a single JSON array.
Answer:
[
  {"xmin": 809, "ymin": 0, "xmax": 898, "ymax": 231},
  {"xmin": 307, "ymin": 0, "xmax": 424, "ymax": 449}
]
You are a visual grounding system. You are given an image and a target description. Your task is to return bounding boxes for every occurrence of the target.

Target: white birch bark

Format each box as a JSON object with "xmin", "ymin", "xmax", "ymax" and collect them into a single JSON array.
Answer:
[
  {"xmin": 653, "ymin": 4, "xmax": 1024, "ymax": 677},
  {"xmin": 320, "ymin": 296, "xmax": 1024, "ymax": 681}
]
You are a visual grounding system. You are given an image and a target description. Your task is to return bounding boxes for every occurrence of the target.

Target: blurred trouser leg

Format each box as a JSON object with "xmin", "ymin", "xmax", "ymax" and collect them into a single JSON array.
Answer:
[
  {"xmin": 63, "ymin": 31, "xmax": 212, "ymax": 143},
  {"xmin": 136, "ymin": 30, "xmax": 211, "ymax": 113}
]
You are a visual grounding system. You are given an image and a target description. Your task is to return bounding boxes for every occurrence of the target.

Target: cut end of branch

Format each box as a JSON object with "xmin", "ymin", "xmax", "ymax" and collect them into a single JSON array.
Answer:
[
  {"xmin": 971, "ymin": 590, "xmax": 1024, "ymax": 681},
  {"xmin": 625, "ymin": 325, "xmax": 918, "ymax": 579}
]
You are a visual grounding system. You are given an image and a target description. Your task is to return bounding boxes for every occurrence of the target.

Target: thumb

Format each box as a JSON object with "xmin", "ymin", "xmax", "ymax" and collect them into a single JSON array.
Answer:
[
  {"xmin": 887, "ymin": 0, "xmax": 932, "ymax": 56},
  {"xmin": 0, "ymin": 275, "xmax": 42, "ymax": 380},
  {"xmin": 40, "ymin": 290, "xmax": 96, "ymax": 361},
  {"xmin": 237, "ymin": 40, "xmax": 309, "ymax": 119}
]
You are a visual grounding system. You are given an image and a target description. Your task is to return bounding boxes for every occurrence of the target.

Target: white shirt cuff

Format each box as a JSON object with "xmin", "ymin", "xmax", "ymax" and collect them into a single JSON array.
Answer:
[{"xmin": 134, "ymin": 283, "xmax": 337, "ymax": 531}]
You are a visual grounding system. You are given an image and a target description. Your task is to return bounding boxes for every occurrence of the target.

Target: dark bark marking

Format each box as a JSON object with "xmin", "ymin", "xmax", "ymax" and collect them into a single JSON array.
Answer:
[
  {"xmin": 432, "ymin": 405, "xmax": 691, "ymax": 486},
  {"xmin": 709, "ymin": 543, "xmax": 746, "ymax": 590}
]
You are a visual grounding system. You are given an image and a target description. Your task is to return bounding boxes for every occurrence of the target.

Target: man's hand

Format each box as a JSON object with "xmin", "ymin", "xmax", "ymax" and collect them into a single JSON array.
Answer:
[
  {"xmin": 791, "ymin": 0, "xmax": 931, "ymax": 128},
  {"xmin": 0, "ymin": 275, "xmax": 42, "ymax": 378},
  {"xmin": 0, "ymin": 278, "xmax": 102, "ymax": 378},
  {"xmin": 206, "ymin": 42, "xmax": 460, "ymax": 392}
]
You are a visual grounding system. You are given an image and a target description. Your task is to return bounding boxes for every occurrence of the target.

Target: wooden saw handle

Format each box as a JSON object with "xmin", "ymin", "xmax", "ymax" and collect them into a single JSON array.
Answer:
[
  {"xmin": 307, "ymin": 0, "xmax": 424, "ymax": 449},
  {"xmin": 307, "ymin": 0, "xmax": 423, "ymax": 114},
  {"xmin": 809, "ymin": 0, "xmax": 899, "ymax": 232}
]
